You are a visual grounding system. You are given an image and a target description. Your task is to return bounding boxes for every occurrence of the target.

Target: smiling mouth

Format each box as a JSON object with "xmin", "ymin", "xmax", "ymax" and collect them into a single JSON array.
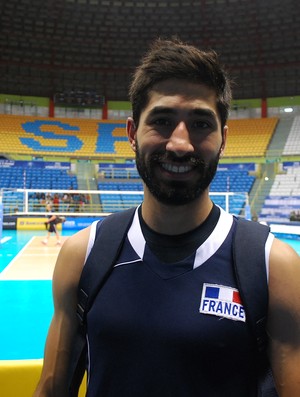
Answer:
[{"xmin": 161, "ymin": 163, "xmax": 193, "ymax": 174}]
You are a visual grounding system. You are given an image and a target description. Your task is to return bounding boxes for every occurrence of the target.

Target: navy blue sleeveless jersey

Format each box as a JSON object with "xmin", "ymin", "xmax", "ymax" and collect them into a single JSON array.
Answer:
[{"xmin": 85, "ymin": 208, "xmax": 273, "ymax": 397}]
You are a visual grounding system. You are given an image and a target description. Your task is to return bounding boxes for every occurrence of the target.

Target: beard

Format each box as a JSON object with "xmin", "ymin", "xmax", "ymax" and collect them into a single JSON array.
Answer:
[{"xmin": 135, "ymin": 142, "xmax": 220, "ymax": 206}]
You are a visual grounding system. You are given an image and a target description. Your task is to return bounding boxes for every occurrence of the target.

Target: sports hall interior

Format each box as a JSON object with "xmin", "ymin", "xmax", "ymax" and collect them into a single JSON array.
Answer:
[
  {"xmin": 1, "ymin": 101, "xmax": 300, "ymax": 224},
  {"xmin": 2, "ymin": 65, "xmax": 300, "ymax": 397},
  {"xmin": 1, "ymin": 1, "xmax": 300, "ymax": 396},
  {"xmin": 1, "ymin": 95, "xmax": 300, "ymax": 397}
]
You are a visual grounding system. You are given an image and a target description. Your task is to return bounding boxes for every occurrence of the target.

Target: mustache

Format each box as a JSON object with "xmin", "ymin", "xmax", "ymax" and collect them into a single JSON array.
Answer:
[{"xmin": 150, "ymin": 151, "xmax": 207, "ymax": 166}]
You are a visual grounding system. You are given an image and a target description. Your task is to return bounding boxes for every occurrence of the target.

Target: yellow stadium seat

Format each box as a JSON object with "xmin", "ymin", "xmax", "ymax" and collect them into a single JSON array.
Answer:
[{"xmin": 0, "ymin": 114, "xmax": 279, "ymax": 159}]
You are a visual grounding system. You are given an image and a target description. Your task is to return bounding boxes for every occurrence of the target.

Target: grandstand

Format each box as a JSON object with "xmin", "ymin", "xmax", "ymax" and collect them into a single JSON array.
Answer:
[
  {"xmin": 1, "ymin": 110, "xmax": 300, "ymax": 224},
  {"xmin": 0, "ymin": 162, "xmax": 250, "ymax": 217},
  {"xmin": 282, "ymin": 116, "xmax": 300, "ymax": 155},
  {"xmin": 0, "ymin": 114, "xmax": 281, "ymax": 160},
  {"xmin": 225, "ymin": 118, "xmax": 279, "ymax": 157},
  {"xmin": 0, "ymin": 115, "xmax": 130, "ymax": 160},
  {"xmin": 259, "ymin": 163, "xmax": 300, "ymax": 223}
]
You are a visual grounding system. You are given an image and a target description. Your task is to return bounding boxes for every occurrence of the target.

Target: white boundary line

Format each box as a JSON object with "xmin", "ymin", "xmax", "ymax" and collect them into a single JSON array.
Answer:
[
  {"xmin": 0, "ymin": 236, "xmax": 35, "ymax": 277},
  {"xmin": 0, "ymin": 236, "xmax": 12, "ymax": 244}
]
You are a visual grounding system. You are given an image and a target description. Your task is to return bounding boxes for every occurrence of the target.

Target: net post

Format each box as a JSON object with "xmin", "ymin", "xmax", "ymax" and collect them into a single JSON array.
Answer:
[{"xmin": 0, "ymin": 192, "xmax": 3, "ymax": 246}]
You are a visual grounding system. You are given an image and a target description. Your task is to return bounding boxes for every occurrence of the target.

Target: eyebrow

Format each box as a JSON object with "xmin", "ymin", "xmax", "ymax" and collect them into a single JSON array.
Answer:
[{"xmin": 146, "ymin": 106, "xmax": 217, "ymax": 120}]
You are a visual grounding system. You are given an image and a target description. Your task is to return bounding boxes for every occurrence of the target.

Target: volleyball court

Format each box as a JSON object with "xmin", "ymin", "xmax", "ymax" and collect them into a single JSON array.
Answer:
[{"xmin": 0, "ymin": 235, "xmax": 68, "ymax": 281}]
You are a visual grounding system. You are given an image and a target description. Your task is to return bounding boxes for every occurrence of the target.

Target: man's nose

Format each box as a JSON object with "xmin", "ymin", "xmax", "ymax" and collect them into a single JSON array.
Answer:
[{"xmin": 165, "ymin": 121, "xmax": 194, "ymax": 157}]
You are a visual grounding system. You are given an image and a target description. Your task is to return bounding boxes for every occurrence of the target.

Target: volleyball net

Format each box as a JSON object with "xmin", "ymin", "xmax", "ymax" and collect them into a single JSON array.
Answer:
[{"xmin": 1, "ymin": 188, "xmax": 249, "ymax": 218}]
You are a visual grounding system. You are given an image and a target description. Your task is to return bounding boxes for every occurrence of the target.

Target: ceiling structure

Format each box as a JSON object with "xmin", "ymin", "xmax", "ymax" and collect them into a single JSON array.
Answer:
[{"xmin": 1, "ymin": 0, "xmax": 300, "ymax": 102}]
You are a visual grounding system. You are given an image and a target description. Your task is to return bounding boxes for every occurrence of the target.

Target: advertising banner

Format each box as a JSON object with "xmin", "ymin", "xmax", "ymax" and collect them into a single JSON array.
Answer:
[
  {"xmin": 3, "ymin": 216, "xmax": 17, "ymax": 230},
  {"xmin": 63, "ymin": 217, "xmax": 101, "ymax": 230},
  {"xmin": 17, "ymin": 217, "xmax": 62, "ymax": 231}
]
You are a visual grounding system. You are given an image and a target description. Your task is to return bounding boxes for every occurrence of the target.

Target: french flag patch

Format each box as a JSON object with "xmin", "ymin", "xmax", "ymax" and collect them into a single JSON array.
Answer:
[{"xmin": 199, "ymin": 283, "xmax": 246, "ymax": 322}]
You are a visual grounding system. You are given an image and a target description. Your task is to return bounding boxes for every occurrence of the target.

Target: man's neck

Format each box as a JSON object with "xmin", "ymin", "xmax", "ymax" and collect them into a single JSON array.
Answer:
[
  {"xmin": 141, "ymin": 190, "xmax": 213, "ymax": 235},
  {"xmin": 139, "ymin": 204, "xmax": 220, "ymax": 263}
]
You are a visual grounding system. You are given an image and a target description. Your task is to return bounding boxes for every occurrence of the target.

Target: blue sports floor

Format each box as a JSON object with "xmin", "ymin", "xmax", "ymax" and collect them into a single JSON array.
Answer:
[
  {"xmin": 0, "ymin": 229, "xmax": 74, "ymax": 360},
  {"xmin": 0, "ymin": 229, "xmax": 299, "ymax": 360}
]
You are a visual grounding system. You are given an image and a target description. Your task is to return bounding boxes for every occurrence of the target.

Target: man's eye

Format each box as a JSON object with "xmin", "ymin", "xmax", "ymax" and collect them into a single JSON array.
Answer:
[
  {"xmin": 153, "ymin": 118, "xmax": 171, "ymax": 126},
  {"xmin": 193, "ymin": 120, "xmax": 211, "ymax": 129}
]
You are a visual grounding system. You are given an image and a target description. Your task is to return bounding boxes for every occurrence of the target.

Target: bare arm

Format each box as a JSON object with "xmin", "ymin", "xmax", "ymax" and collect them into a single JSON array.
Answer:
[
  {"xmin": 268, "ymin": 237, "xmax": 300, "ymax": 396},
  {"xmin": 33, "ymin": 226, "xmax": 91, "ymax": 397},
  {"xmin": 45, "ymin": 215, "xmax": 56, "ymax": 223}
]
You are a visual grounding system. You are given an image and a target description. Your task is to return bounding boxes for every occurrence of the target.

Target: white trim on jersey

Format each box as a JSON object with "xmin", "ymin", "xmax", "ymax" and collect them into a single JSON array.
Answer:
[
  {"xmin": 265, "ymin": 232, "xmax": 274, "ymax": 282},
  {"xmin": 194, "ymin": 207, "xmax": 233, "ymax": 269},
  {"xmin": 84, "ymin": 207, "xmax": 273, "ymax": 281},
  {"xmin": 127, "ymin": 207, "xmax": 146, "ymax": 259},
  {"xmin": 84, "ymin": 220, "xmax": 99, "ymax": 264}
]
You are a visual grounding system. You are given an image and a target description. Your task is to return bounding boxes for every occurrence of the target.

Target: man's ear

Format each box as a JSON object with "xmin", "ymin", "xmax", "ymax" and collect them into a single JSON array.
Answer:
[
  {"xmin": 127, "ymin": 117, "xmax": 137, "ymax": 152},
  {"xmin": 219, "ymin": 125, "xmax": 228, "ymax": 157}
]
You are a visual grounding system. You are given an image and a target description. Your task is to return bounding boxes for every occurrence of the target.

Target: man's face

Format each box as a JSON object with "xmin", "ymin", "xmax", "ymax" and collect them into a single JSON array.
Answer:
[{"xmin": 128, "ymin": 79, "xmax": 227, "ymax": 206}]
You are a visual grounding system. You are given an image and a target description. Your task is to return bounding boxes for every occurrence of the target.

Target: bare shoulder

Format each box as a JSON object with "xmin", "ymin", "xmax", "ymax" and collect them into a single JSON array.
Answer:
[
  {"xmin": 52, "ymin": 226, "xmax": 93, "ymax": 296},
  {"xmin": 59, "ymin": 226, "xmax": 91, "ymax": 265},
  {"xmin": 269, "ymin": 237, "xmax": 300, "ymax": 282},
  {"xmin": 268, "ymin": 238, "xmax": 300, "ymax": 393},
  {"xmin": 268, "ymin": 237, "xmax": 300, "ymax": 340}
]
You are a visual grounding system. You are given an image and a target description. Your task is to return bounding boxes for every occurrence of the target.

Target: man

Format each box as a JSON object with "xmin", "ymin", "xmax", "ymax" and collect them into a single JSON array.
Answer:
[
  {"xmin": 34, "ymin": 38, "xmax": 300, "ymax": 396},
  {"xmin": 42, "ymin": 204, "xmax": 62, "ymax": 246}
]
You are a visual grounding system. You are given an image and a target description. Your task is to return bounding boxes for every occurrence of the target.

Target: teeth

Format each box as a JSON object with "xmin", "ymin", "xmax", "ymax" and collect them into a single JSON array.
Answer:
[{"xmin": 161, "ymin": 163, "xmax": 192, "ymax": 173}]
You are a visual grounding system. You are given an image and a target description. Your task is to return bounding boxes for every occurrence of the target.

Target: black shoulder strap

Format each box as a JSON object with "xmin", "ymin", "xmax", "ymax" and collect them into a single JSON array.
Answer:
[
  {"xmin": 68, "ymin": 207, "xmax": 136, "ymax": 397},
  {"xmin": 233, "ymin": 218, "xmax": 278, "ymax": 397}
]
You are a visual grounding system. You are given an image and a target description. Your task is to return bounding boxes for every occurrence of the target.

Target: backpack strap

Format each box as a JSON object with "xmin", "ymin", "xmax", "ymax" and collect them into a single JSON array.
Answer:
[
  {"xmin": 233, "ymin": 218, "xmax": 278, "ymax": 397},
  {"xmin": 68, "ymin": 207, "xmax": 136, "ymax": 396}
]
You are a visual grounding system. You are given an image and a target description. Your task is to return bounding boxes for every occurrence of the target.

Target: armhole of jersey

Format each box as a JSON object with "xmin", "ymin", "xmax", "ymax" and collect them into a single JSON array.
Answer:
[
  {"xmin": 265, "ymin": 232, "xmax": 275, "ymax": 283},
  {"xmin": 84, "ymin": 220, "xmax": 99, "ymax": 264}
]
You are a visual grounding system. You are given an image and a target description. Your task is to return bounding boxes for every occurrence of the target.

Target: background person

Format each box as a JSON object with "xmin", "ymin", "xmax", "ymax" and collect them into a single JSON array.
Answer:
[{"xmin": 42, "ymin": 204, "xmax": 62, "ymax": 246}]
